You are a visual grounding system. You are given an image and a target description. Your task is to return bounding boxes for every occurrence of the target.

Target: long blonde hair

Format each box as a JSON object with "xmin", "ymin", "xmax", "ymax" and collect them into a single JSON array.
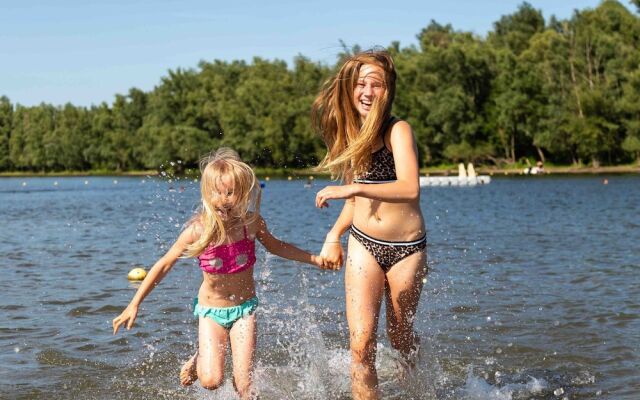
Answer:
[
  {"xmin": 184, "ymin": 148, "xmax": 260, "ymax": 257},
  {"xmin": 312, "ymin": 50, "xmax": 397, "ymax": 181}
]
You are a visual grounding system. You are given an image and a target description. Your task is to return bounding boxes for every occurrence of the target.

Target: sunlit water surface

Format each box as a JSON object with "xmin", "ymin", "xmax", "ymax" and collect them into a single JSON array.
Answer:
[{"xmin": 1, "ymin": 175, "xmax": 638, "ymax": 399}]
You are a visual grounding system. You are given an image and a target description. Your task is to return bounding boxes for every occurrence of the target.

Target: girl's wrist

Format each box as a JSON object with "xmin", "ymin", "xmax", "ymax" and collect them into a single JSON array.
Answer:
[{"xmin": 348, "ymin": 183, "xmax": 361, "ymax": 197}]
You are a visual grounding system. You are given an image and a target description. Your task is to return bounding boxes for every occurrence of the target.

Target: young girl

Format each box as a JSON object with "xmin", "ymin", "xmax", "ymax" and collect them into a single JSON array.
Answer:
[
  {"xmin": 312, "ymin": 50, "xmax": 427, "ymax": 400},
  {"xmin": 112, "ymin": 147, "xmax": 327, "ymax": 399}
]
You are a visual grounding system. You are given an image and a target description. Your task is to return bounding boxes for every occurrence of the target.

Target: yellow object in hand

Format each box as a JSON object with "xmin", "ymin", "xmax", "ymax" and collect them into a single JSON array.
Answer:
[{"xmin": 127, "ymin": 267, "xmax": 147, "ymax": 281}]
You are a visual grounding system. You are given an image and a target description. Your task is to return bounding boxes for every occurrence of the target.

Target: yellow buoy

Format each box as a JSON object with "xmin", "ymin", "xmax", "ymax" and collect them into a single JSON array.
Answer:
[
  {"xmin": 287, "ymin": 176, "xmax": 292, "ymax": 181},
  {"xmin": 127, "ymin": 267, "xmax": 147, "ymax": 281}
]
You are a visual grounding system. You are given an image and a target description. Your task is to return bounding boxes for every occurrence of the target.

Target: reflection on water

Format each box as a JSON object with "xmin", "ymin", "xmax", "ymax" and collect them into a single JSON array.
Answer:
[{"xmin": 1, "ymin": 175, "xmax": 639, "ymax": 399}]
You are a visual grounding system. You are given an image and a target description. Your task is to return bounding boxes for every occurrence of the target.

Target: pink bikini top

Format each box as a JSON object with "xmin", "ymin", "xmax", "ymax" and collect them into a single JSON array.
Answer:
[{"xmin": 198, "ymin": 226, "xmax": 256, "ymax": 274}]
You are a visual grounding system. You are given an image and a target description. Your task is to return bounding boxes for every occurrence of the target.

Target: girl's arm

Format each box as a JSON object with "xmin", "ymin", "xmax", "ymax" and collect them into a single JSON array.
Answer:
[
  {"xmin": 319, "ymin": 197, "xmax": 354, "ymax": 269},
  {"xmin": 112, "ymin": 224, "xmax": 198, "ymax": 334},
  {"xmin": 255, "ymin": 215, "xmax": 328, "ymax": 269},
  {"xmin": 315, "ymin": 121, "xmax": 420, "ymax": 206}
]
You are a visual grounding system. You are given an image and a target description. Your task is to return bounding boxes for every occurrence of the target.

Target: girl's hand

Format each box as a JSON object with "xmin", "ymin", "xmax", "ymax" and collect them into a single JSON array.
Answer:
[
  {"xmin": 320, "ymin": 239, "xmax": 344, "ymax": 270},
  {"xmin": 112, "ymin": 304, "xmax": 139, "ymax": 335},
  {"xmin": 315, "ymin": 185, "xmax": 357, "ymax": 208},
  {"xmin": 311, "ymin": 255, "xmax": 327, "ymax": 270}
]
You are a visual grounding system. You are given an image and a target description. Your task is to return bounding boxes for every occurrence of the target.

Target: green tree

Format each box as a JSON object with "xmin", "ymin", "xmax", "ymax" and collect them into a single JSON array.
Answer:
[
  {"xmin": 9, "ymin": 105, "xmax": 55, "ymax": 170},
  {"xmin": 0, "ymin": 96, "xmax": 12, "ymax": 170}
]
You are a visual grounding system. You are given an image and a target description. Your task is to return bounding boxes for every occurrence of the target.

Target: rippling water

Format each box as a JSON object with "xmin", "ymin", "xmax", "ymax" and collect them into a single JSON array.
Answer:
[{"xmin": 1, "ymin": 175, "xmax": 638, "ymax": 399}]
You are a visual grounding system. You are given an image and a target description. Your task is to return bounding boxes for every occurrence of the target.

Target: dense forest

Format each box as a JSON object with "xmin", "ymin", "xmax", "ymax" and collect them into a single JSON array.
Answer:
[{"xmin": 1, "ymin": 0, "xmax": 640, "ymax": 173}]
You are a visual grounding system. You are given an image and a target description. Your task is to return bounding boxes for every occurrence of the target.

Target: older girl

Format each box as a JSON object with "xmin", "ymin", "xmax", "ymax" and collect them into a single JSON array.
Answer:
[{"xmin": 312, "ymin": 50, "xmax": 427, "ymax": 400}]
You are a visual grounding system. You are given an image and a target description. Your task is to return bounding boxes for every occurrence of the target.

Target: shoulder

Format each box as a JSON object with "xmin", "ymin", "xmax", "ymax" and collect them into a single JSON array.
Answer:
[
  {"xmin": 188, "ymin": 216, "xmax": 204, "ymax": 233},
  {"xmin": 385, "ymin": 119, "xmax": 415, "ymax": 149},
  {"xmin": 246, "ymin": 212, "xmax": 266, "ymax": 235},
  {"xmin": 389, "ymin": 119, "xmax": 412, "ymax": 136},
  {"xmin": 183, "ymin": 217, "xmax": 204, "ymax": 241},
  {"xmin": 175, "ymin": 221, "xmax": 201, "ymax": 247}
]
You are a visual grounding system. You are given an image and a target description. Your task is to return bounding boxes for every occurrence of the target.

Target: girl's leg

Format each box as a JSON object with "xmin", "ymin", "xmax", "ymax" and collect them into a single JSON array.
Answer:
[
  {"xmin": 229, "ymin": 313, "xmax": 257, "ymax": 399},
  {"xmin": 384, "ymin": 250, "xmax": 427, "ymax": 361},
  {"xmin": 197, "ymin": 316, "xmax": 229, "ymax": 390},
  {"xmin": 345, "ymin": 236, "xmax": 386, "ymax": 400}
]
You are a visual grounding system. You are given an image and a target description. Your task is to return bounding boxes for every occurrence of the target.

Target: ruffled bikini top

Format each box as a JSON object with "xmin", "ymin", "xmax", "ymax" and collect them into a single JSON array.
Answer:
[{"xmin": 198, "ymin": 226, "xmax": 256, "ymax": 274}]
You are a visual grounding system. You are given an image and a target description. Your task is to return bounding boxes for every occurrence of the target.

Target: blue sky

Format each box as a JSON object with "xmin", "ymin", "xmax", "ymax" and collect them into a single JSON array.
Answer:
[{"xmin": 0, "ymin": 0, "xmax": 623, "ymax": 107}]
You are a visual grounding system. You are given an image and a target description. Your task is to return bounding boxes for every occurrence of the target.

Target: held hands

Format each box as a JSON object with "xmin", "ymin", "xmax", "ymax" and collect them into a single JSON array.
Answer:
[
  {"xmin": 312, "ymin": 254, "xmax": 341, "ymax": 271},
  {"xmin": 112, "ymin": 304, "xmax": 139, "ymax": 335},
  {"xmin": 319, "ymin": 239, "xmax": 344, "ymax": 270},
  {"xmin": 315, "ymin": 185, "xmax": 356, "ymax": 208}
]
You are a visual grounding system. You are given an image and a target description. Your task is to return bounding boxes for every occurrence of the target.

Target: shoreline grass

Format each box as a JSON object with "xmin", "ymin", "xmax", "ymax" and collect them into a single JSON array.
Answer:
[{"xmin": 1, "ymin": 164, "xmax": 638, "ymax": 178}]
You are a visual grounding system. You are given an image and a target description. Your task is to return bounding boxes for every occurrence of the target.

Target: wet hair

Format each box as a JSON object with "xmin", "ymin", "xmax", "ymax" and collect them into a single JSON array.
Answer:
[
  {"xmin": 312, "ymin": 49, "xmax": 397, "ymax": 181},
  {"xmin": 184, "ymin": 147, "xmax": 260, "ymax": 257}
]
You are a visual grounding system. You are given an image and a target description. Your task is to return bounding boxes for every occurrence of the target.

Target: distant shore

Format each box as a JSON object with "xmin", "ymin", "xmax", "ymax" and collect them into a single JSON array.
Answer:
[
  {"xmin": 424, "ymin": 164, "xmax": 640, "ymax": 176},
  {"xmin": 1, "ymin": 164, "xmax": 638, "ymax": 178}
]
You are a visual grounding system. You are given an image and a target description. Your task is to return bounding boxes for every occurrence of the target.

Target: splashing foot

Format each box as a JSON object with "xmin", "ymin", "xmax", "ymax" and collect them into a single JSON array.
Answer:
[{"xmin": 180, "ymin": 353, "xmax": 198, "ymax": 386}]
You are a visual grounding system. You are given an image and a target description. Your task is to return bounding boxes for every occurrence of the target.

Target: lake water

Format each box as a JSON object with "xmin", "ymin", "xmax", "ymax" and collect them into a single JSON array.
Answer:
[{"xmin": 1, "ymin": 175, "xmax": 638, "ymax": 399}]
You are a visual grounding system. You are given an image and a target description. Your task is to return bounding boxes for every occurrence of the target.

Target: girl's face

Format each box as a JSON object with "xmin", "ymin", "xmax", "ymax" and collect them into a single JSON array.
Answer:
[
  {"xmin": 212, "ymin": 174, "xmax": 239, "ymax": 221},
  {"xmin": 353, "ymin": 64, "xmax": 385, "ymax": 121}
]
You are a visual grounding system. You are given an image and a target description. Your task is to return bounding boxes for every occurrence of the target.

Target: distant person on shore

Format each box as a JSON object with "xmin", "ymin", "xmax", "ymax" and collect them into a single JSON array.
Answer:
[
  {"xmin": 312, "ymin": 50, "xmax": 427, "ymax": 399},
  {"xmin": 524, "ymin": 160, "xmax": 545, "ymax": 175},
  {"xmin": 112, "ymin": 148, "xmax": 329, "ymax": 399}
]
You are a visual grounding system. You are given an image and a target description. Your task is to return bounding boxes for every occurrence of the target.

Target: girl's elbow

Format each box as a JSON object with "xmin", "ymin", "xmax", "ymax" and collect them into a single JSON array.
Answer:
[{"xmin": 399, "ymin": 182, "xmax": 419, "ymax": 201}]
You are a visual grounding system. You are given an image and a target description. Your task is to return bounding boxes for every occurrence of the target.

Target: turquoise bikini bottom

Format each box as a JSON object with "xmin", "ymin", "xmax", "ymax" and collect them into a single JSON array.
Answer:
[{"xmin": 193, "ymin": 296, "xmax": 259, "ymax": 329}]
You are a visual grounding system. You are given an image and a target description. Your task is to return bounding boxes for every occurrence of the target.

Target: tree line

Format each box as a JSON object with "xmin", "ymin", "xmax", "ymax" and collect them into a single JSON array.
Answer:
[{"xmin": 1, "ymin": 0, "xmax": 639, "ymax": 173}]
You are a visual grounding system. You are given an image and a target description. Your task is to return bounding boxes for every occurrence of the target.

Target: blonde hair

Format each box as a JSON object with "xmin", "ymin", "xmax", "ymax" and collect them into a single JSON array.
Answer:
[
  {"xmin": 312, "ymin": 49, "xmax": 397, "ymax": 181},
  {"xmin": 184, "ymin": 147, "xmax": 260, "ymax": 257}
]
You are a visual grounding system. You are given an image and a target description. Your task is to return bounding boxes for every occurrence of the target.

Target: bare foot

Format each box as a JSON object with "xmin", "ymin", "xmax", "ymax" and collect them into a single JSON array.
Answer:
[{"xmin": 179, "ymin": 353, "xmax": 198, "ymax": 386}]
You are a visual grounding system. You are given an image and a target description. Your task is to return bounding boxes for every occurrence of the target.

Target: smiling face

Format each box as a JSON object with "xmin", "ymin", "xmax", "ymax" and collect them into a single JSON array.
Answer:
[{"xmin": 353, "ymin": 64, "xmax": 386, "ymax": 122}]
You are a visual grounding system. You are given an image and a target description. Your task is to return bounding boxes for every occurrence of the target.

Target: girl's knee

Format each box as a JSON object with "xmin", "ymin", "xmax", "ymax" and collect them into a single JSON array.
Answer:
[
  {"xmin": 198, "ymin": 371, "xmax": 224, "ymax": 390},
  {"xmin": 350, "ymin": 333, "xmax": 377, "ymax": 365}
]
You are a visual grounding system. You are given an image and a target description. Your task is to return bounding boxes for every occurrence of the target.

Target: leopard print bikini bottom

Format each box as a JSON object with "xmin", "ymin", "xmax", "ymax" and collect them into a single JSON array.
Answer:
[{"xmin": 349, "ymin": 224, "xmax": 427, "ymax": 272}]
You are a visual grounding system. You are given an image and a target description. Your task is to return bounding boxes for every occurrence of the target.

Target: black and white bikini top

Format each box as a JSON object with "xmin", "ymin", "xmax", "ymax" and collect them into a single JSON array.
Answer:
[{"xmin": 353, "ymin": 117, "xmax": 398, "ymax": 184}]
